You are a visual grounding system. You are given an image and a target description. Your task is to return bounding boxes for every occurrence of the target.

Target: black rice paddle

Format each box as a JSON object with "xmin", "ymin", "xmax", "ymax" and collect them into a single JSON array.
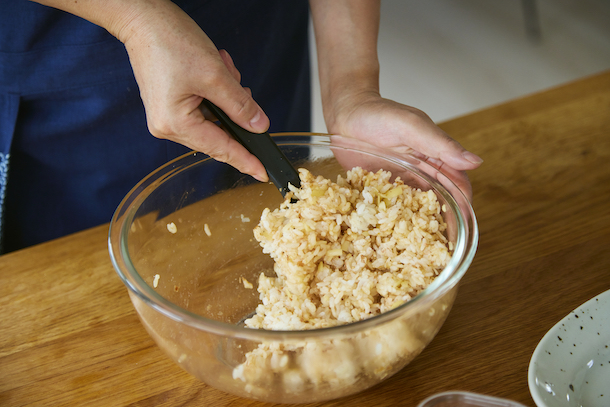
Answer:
[{"xmin": 201, "ymin": 99, "xmax": 301, "ymax": 198}]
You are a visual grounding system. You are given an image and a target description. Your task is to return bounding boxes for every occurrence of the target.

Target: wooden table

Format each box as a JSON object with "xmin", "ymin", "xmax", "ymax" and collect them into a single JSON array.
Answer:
[{"xmin": 2, "ymin": 70, "xmax": 610, "ymax": 407}]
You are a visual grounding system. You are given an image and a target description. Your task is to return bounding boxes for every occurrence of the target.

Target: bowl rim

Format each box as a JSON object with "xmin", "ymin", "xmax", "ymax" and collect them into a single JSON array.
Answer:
[{"xmin": 108, "ymin": 132, "xmax": 478, "ymax": 340}]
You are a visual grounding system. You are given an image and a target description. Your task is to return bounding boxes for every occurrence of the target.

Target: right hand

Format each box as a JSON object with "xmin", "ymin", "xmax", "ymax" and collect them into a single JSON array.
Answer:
[{"xmin": 119, "ymin": 2, "xmax": 271, "ymax": 182}]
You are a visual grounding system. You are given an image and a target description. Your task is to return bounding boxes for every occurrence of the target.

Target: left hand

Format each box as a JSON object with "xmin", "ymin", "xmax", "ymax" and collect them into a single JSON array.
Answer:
[
  {"xmin": 309, "ymin": 0, "xmax": 481, "ymax": 200},
  {"xmin": 326, "ymin": 91, "xmax": 483, "ymax": 200}
]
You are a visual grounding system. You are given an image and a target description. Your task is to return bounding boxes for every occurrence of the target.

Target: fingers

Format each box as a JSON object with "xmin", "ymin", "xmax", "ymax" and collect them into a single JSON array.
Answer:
[
  {"xmin": 431, "ymin": 130, "xmax": 483, "ymax": 171},
  {"xmin": 329, "ymin": 97, "xmax": 480, "ymax": 201},
  {"xmin": 120, "ymin": 4, "xmax": 271, "ymax": 182},
  {"xmin": 148, "ymin": 103, "xmax": 269, "ymax": 182},
  {"xmin": 212, "ymin": 90, "xmax": 269, "ymax": 134},
  {"xmin": 334, "ymin": 98, "xmax": 482, "ymax": 173},
  {"xmin": 396, "ymin": 114, "xmax": 478, "ymax": 200},
  {"xmin": 204, "ymin": 50, "xmax": 270, "ymax": 135},
  {"xmin": 175, "ymin": 109, "xmax": 270, "ymax": 182},
  {"xmin": 130, "ymin": 32, "xmax": 270, "ymax": 180},
  {"xmin": 399, "ymin": 109, "xmax": 483, "ymax": 171},
  {"xmin": 218, "ymin": 49, "xmax": 241, "ymax": 83},
  {"xmin": 196, "ymin": 50, "xmax": 269, "ymax": 179},
  {"xmin": 424, "ymin": 157, "xmax": 473, "ymax": 201}
]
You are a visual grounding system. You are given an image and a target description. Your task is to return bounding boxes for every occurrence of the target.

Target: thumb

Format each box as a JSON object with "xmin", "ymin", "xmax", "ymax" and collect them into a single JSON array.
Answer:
[{"xmin": 206, "ymin": 51, "xmax": 270, "ymax": 134}]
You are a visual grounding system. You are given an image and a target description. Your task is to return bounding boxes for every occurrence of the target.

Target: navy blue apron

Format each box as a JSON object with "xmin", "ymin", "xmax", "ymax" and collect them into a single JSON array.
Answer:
[{"xmin": 0, "ymin": 0, "xmax": 310, "ymax": 253}]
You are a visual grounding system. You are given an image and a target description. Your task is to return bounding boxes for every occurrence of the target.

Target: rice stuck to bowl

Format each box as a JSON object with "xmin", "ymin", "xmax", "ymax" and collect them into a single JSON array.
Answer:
[{"xmin": 232, "ymin": 167, "xmax": 453, "ymax": 395}]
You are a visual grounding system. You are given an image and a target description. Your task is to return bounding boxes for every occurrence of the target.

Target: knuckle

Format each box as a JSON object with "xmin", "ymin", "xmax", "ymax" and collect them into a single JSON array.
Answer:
[
  {"xmin": 205, "ymin": 66, "xmax": 225, "ymax": 85},
  {"xmin": 207, "ymin": 147, "xmax": 229, "ymax": 163},
  {"xmin": 146, "ymin": 111, "xmax": 181, "ymax": 140},
  {"xmin": 204, "ymin": 139, "xmax": 233, "ymax": 164},
  {"xmin": 232, "ymin": 95, "xmax": 256, "ymax": 119},
  {"xmin": 147, "ymin": 119, "xmax": 172, "ymax": 139}
]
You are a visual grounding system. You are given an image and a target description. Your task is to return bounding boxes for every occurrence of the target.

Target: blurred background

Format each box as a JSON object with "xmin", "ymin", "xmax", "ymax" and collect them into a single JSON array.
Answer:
[{"xmin": 309, "ymin": 0, "xmax": 610, "ymax": 132}]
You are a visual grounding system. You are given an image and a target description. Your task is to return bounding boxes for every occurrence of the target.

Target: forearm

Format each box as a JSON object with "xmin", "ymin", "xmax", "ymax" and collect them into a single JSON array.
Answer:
[
  {"xmin": 309, "ymin": 0, "xmax": 381, "ymax": 130},
  {"xmin": 30, "ymin": 0, "xmax": 225, "ymax": 115},
  {"xmin": 30, "ymin": 0, "xmax": 181, "ymax": 44}
]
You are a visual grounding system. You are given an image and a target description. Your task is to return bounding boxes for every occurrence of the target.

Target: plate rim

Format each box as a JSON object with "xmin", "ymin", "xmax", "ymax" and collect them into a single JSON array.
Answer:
[{"xmin": 527, "ymin": 288, "xmax": 610, "ymax": 407}]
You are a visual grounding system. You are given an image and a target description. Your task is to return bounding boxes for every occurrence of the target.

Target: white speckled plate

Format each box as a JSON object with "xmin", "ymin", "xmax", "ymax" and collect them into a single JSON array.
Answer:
[{"xmin": 528, "ymin": 289, "xmax": 610, "ymax": 407}]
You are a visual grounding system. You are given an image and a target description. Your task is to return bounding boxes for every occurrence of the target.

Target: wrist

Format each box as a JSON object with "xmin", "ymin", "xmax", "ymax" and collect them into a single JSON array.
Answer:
[
  {"xmin": 30, "ymin": 0, "xmax": 169, "ymax": 44},
  {"xmin": 111, "ymin": 0, "xmax": 182, "ymax": 45},
  {"xmin": 322, "ymin": 69, "xmax": 380, "ymax": 134}
]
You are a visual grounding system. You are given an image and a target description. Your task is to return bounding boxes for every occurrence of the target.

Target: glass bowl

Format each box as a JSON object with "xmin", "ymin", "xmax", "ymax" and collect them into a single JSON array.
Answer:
[{"xmin": 108, "ymin": 133, "xmax": 478, "ymax": 404}]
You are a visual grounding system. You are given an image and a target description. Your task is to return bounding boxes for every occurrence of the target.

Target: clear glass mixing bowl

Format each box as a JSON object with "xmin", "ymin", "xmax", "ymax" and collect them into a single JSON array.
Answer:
[{"xmin": 108, "ymin": 133, "xmax": 478, "ymax": 404}]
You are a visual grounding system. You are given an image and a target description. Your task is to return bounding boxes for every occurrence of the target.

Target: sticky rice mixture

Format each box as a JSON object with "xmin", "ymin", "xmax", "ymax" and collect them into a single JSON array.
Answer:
[
  {"xmin": 246, "ymin": 166, "xmax": 451, "ymax": 330},
  {"xmin": 232, "ymin": 167, "xmax": 452, "ymax": 395}
]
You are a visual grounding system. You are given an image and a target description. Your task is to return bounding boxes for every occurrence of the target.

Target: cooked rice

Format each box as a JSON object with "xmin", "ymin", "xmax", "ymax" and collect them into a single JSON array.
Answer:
[
  {"xmin": 166, "ymin": 222, "xmax": 177, "ymax": 234},
  {"xmin": 233, "ymin": 166, "xmax": 452, "ymax": 393},
  {"xmin": 247, "ymin": 166, "xmax": 450, "ymax": 330}
]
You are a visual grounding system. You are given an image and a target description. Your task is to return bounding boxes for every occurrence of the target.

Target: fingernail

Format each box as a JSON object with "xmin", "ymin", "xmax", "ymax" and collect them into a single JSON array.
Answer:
[
  {"xmin": 253, "ymin": 172, "xmax": 269, "ymax": 183},
  {"xmin": 249, "ymin": 110, "xmax": 266, "ymax": 132},
  {"xmin": 462, "ymin": 151, "xmax": 483, "ymax": 164}
]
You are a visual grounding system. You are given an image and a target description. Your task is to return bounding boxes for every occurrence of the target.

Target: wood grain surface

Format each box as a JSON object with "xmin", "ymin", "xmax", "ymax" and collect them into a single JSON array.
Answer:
[{"xmin": 1, "ymin": 70, "xmax": 609, "ymax": 407}]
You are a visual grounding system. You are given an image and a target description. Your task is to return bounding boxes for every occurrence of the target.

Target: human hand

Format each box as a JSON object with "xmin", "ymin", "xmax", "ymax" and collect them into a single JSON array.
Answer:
[
  {"xmin": 325, "ymin": 92, "xmax": 483, "ymax": 200},
  {"xmin": 309, "ymin": 0, "xmax": 480, "ymax": 199},
  {"xmin": 119, "ymin": 2, "xmax": 270, "ymax": 182}
]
